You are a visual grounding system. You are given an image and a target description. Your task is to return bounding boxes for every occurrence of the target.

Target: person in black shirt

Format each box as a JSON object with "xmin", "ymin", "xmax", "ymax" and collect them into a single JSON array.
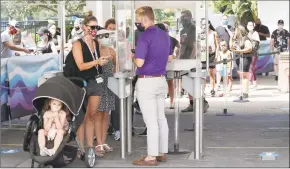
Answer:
[
  {"xmin": 270, "ymin": 19, "xmax": 289, "ymax": 81},
  {"xmin": 156, "ymin": 23, "xmax": 180, "ymax": 109},
  {"xmin": 254, "ymin": 18, "xmax": 270, "ymax": 41}
]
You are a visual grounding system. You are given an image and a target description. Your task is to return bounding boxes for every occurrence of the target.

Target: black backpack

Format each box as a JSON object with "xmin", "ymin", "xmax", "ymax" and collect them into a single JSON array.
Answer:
[{"xmin": 63, "ymin": 50, "xmax": 78, "ymax": 78}]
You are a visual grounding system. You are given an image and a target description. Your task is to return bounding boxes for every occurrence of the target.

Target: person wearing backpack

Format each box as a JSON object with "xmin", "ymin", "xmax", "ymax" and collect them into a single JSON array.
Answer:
[
  {"xmin": 230, "ymin": 25, "xmax": 253, "ymax": 99},
  {"xmin": 215, "ymin": 15, "xmax": 234, "ymax": 47},
  {"xmin": 247, "ymin": 21, "xmax": 260, "ymax": 90}
]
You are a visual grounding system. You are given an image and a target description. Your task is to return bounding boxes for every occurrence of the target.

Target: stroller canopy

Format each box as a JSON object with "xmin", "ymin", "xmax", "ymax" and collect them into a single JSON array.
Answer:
[{"xmin": 32, "ymin": 76, "xmax": 86, "ymax": 116}]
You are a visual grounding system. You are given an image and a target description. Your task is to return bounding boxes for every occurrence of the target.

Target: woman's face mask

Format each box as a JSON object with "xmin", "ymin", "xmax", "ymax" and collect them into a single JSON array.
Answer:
[
  {"xmin": 39, "ymin": 34, "xmax": 48, "ymax": 41},
  {"xmin": 99, "ymin": 37, "xmax": 112, "ymax": 47},
  {"xmin": 97, "ymin": 32, "xmax": 115, "ymax": 47},
  {"xmin": 247, "ymin": 24, "xmax": 254, "ymax": 31}
]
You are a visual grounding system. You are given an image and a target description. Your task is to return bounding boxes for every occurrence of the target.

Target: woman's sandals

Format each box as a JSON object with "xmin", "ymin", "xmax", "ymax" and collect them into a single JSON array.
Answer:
[
  {"xmin": 102, "ymin": 144, "xmax": 113, "ymax": 152},
  {"xmin": 95, "ymin": 145, "xmax": 105, "ymax": 157},
  {"xmin": 95, "ymin": 144, "xmax": 113, "ymax": 157}
]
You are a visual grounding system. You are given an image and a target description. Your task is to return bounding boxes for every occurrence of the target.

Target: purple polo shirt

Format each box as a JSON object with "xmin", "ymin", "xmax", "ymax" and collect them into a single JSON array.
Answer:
[{"xmin": 135, "ymin": 26, "xmax": 172, "ymax": 75}]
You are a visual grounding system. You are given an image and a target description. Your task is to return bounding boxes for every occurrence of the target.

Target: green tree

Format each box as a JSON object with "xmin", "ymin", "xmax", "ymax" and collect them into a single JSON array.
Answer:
[
  {"xmin": 1, "ymin": 0, "xmax": 86, "ymax": 21},
  {"xmin": 211, "ymin": 0, "xmax": 258, "ymax": 27}
]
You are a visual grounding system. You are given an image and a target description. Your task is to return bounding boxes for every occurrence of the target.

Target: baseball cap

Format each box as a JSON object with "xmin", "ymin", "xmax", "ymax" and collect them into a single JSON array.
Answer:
[
  {"xmin": 8, "ymin": 20, "xmax": 20, "ymax": 28},
  {"xmin": 37, "ymin": 27, "xmax": 50, "ymax": 35},
  {"xmin": 278, "ymin": 19, "xmax": 284, "ymax": 24}
]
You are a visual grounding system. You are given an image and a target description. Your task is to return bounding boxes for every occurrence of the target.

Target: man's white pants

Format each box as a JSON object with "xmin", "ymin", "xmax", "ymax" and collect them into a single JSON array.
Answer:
[{"xmin": 136, "ymin": 76, "xmax": 169, "ymax": 156}]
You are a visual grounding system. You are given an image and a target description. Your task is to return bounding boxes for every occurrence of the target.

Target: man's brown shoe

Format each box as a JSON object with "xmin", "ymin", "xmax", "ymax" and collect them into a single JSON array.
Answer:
[
  {"xmin": 132, "ymin": 156, "xmax": 158, "ymax": 166},
  {"xmin": 156, "ymin": 155, "xmax": 166, "ymax": 162}
]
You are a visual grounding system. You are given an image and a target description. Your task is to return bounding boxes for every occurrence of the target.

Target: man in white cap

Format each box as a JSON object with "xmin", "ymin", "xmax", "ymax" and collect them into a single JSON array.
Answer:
[{"xmin": 1, "ymin": 20, "xmax": 31, "ymax": 58}]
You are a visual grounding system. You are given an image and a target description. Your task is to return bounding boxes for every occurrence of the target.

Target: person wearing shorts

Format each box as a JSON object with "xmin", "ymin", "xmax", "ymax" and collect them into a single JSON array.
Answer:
[
  {"xmin": 67, "ymin": 12, "xmax": 109, "ymax": 159},
  {"xmin": 230, "ymin": 25, "xmax": 253, "ymax": 99},
  {"xmin": 270, "ymin": 19, "xmax": 289, "ymax": 81}
]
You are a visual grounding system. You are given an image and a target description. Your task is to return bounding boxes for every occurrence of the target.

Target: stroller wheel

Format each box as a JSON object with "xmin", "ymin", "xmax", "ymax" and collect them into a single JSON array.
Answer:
[{"xmin": 85, "ymin": 147, "xmax": 96, "ymax": 168}]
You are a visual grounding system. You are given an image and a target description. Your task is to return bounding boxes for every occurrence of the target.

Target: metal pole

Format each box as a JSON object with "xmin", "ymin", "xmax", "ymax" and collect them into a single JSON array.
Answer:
[
  {"xmin": 127, "ymin": 82, "xmax": 132, "ymax": 154},
  {"xmin": 174, "ymin": 72, "xmax": 180, "ymax": 151},
  {"xmin": 57, "ymin": 1, "xmax": 65, "ymax": 71},
  {"xmin": 194, "ymin": 89, "xmax": 201, "ymax": 160},
  {"xmin": 126, "ymin": 0, "xmax": 135, "ymax": 155},
  {"xmin": 168, "ymin": 72, "xmax": 190, "ymax": 154},
  {"xmin": 199, "ymin": 82, "xmax": 203, "ymax": 154},
  {"xmin": 119, "ymin": 78, "xmax": 126, "ymax": 159}
]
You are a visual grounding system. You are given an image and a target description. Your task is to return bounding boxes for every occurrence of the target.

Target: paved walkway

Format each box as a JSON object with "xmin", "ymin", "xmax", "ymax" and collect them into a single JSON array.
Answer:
[{"xmin": 1, "ymin": 76, "xmax": 289, "ymax": 168}]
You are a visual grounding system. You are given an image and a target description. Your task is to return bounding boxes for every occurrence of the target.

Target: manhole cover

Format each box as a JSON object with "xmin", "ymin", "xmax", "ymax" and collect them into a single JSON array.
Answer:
[{"xmin": 259, "ymin": 152, "xmax": 279, "ymax": 161}]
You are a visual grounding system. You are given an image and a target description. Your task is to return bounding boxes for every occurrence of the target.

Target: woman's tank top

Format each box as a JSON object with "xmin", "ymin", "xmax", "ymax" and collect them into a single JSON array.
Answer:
[
  {"xmin": 208, "ymin": 31, "xmax": 216, "ymax": 53},
  {"xmin": 64, "ymin": 38, "xmax": 102, "ymax": 81},
  {"xmin": 78, "ymin": 39, "xmax": 103, "ymax": 80}
]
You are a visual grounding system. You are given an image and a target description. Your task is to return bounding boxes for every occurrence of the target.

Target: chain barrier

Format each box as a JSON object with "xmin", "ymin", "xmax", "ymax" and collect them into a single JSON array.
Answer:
[
  {"xmin": 209, "ymin": 51, "xmax": 281, "ymax": 67},
  {"xmin": 0, "ymin": 51, "xmax": 282, "ymax": 90},
  {"xmin": 180, "ymin": 51, "xmax": 281, "ymax": 76}
]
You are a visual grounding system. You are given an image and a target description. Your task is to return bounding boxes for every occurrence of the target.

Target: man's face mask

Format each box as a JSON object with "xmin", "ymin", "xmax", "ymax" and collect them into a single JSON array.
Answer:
[
  {"xmin": 10, "ymin": 26, "xmax": 17, "ymax": 35},
  {"xmin": 135, "ymin": 22, "xmax": 145, "ymax": 32},
  {"xmin": 222, "ymin": 19, "xmax": 228, "ymax": 26},
  {"xmin": 278, "ymin": 24, "xmax": 284, "ymax": 30}
]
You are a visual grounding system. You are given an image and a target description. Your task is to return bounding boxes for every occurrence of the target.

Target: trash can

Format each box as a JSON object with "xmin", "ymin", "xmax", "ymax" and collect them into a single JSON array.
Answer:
[
  {"xmin": 38, "ymin": 70, "xmax": 63, "ymax": 87},
  {"xmin": 278, "ymin": 52, "xmax": 289, "ymax": 93}
]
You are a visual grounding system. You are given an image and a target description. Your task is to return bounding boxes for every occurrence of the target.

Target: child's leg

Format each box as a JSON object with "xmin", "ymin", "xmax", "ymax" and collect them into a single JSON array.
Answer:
[
  {"xmin": 227, "ymin": 76, "xmax": 233, "ymax": 93},
  {"xmin": 38, "ymin": 129, "xmax": 47, "ymax": 150},
  {"xmin": 216, "ymin": 68, "xmax": 221, "ymax": 87},
  {"xmin": 51, "ymin": 129, "xmax": 65, "ymax": 154}
]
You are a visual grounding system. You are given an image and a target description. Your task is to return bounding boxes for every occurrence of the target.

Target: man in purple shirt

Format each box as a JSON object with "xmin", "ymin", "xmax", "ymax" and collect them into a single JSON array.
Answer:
[{"xmin": 132, "ymin": 6, "xmax": 172, "ymax": 166}]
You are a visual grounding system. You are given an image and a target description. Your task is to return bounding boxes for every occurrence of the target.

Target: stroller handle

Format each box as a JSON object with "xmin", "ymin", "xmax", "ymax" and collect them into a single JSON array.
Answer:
[{"xmin": 66, "ymin": 77, "xmax": 87, "ymax": 87}]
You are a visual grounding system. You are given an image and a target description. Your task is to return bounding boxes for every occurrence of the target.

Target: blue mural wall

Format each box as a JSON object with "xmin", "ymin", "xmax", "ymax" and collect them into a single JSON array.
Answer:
[{"xmin": 1, "ymin": 54, "xmax": 59, "ymax": 121}]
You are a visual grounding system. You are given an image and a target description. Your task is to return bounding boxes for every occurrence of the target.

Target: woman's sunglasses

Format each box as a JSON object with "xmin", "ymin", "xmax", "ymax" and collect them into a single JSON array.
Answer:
[
  {"xmin": 87, "ymin": 25, "xmax": 101, "ymax": 30},
  {"xmin": 97, "ymin": 33, "xmax": 110, "ymax": 39}
]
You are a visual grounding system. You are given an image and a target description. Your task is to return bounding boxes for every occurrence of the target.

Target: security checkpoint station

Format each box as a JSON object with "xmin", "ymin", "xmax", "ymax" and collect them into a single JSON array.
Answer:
[{"xmin": 0, "ymin": 0, "xmax": 289, "ymax": 168}]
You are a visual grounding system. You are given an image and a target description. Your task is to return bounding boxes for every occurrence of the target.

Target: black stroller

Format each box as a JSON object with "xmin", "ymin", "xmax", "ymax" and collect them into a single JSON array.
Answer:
[{"xmin": 23, "ymin": 76, "xmax": 96, "ymax": 168}]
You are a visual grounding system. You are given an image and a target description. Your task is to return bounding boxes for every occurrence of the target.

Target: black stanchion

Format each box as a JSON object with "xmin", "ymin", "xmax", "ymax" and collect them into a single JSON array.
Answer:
[{"xmin": 216, "ymin": 59, "xmax": 235, "ymax": 116}]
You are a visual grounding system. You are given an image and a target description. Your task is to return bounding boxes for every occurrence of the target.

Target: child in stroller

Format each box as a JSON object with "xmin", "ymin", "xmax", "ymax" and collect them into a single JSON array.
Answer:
[
  {"xmin": 23, "ymin": 76, "xmax": 98, "ymax": 168},
  {"xmin": 38, "ymin": 98, "xmax": 69, "ymax": 156}
]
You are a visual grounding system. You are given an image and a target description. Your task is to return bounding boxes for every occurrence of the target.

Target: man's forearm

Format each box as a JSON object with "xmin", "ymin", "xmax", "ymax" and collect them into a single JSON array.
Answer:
[{"xmin": 9, "ymin": 45, "xmax": 25, "ymax": 52}]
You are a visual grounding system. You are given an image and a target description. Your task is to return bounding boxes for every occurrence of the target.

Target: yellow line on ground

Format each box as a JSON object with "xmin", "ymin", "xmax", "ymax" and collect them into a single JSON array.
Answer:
[{"xmin": 206, "ymin": 147, "xmax": 290, "ymax": 149}]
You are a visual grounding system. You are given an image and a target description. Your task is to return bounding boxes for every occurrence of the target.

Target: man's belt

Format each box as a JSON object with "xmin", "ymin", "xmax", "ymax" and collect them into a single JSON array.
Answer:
[{"xmin": 138, "ymin": 74, "xmax": 164, "ymax": 78}]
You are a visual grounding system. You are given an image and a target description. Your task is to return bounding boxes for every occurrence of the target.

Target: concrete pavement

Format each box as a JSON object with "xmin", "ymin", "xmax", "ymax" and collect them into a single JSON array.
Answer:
[{"xmin": 1, "ymin": 76, "xmax": 289, "ymax": 168}]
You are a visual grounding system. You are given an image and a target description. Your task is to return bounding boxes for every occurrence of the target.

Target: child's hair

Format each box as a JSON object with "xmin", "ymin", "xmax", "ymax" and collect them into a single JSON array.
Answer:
[{"xmin": 42, "ymin": 98, "xmax": 70, "ymax": 120}]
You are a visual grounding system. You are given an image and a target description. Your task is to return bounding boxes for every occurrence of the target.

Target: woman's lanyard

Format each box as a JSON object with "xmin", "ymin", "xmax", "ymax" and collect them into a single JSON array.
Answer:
[{"xmin": 84, "ymin": 37, "xmax": 99, "ymax": 71}]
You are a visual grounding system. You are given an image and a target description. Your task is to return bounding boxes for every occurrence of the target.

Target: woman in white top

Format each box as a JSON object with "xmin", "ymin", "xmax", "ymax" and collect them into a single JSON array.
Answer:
[
  {"xmin": 201, "ymin": 19, "xmax": 219, "ymax": 97},
  {"xmin": 247, "ymin": 21, "xmax": 260, "ymax": 89}
]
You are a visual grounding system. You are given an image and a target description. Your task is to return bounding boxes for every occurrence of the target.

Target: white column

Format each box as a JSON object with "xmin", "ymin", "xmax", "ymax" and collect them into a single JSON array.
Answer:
[{"xmin": 85, "ymin": 1, "xmax": 113, "ymax": 27}]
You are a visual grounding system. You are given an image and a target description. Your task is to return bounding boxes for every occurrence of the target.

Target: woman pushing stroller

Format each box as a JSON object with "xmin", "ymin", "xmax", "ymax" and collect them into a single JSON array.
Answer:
[{"xmin": 38, "ymin": 99, "xmax": 69, "ymax": 156}]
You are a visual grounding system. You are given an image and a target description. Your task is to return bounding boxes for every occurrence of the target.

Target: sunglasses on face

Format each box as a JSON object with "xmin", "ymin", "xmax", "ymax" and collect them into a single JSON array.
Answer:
[
  {"xmin": 97, "ymin": 33, "xmax": 110, "ymax": 39},
  {"xmin": 87, "ymin": 25, "xmax": 101, "ymax": 30}
]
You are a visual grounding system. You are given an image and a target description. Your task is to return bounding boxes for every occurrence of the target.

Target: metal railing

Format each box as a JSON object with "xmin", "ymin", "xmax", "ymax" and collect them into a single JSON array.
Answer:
[{"xmin": 1, "ymin": 20, "xmax": 74, "ymax": 42}]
